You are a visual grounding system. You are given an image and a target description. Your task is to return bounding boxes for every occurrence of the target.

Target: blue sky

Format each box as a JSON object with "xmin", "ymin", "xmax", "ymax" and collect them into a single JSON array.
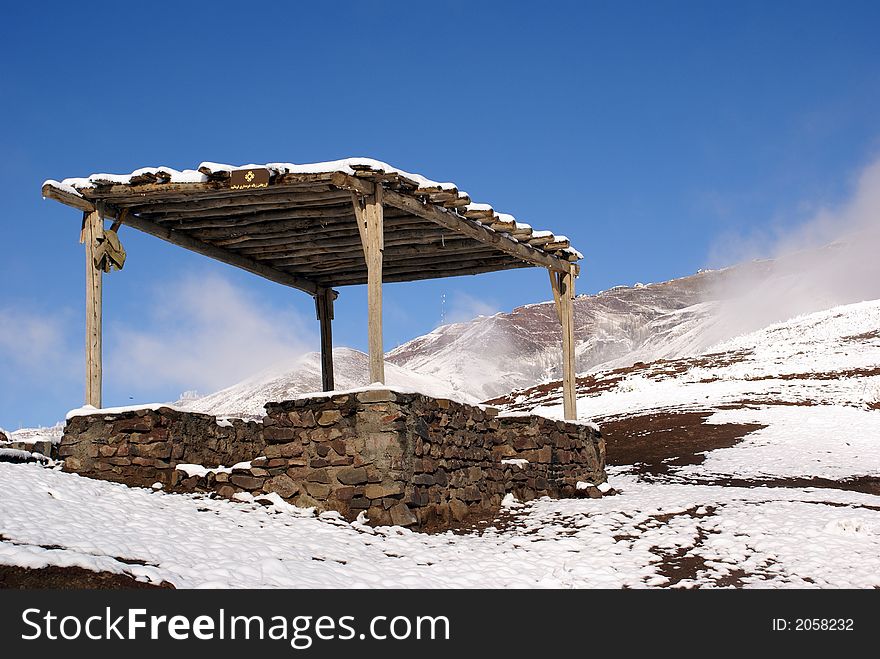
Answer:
[{"xmin": 2, "ymin": 0, "xmax": 879, "ymax": 427}]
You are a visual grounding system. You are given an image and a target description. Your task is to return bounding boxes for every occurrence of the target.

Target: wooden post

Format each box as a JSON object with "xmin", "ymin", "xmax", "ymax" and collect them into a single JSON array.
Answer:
[
  {"xmin": 351, "ymin": 187, "xmax": 385, "ymax": 384},
  {"xmin": 550, "ymin": 266, "xmax": 577, "ymax": 420},
  {"xmin": 315, "ymin": 288, "xmax": 337, "ymax": 391},
  {"xmin": 83, "ymin": 210, "xmax": 103, "ymax": 408}
]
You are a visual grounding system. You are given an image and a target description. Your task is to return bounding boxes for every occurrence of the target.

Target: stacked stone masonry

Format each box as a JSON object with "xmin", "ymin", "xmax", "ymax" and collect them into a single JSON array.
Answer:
[{"xmin": 60, "ymin": 391, "xmax": 605, "ymax": 528}]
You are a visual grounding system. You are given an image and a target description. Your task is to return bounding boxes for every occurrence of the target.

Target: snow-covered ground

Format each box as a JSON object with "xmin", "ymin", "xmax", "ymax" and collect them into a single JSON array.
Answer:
[
  {"xmin": 2, "ymin": 465, "xmax": 877, "ymax": 588},
  {"xmin": 495, "ymin": 301, "xmax": 880, "ymax": 487},
  {"xmin": 1, "ymin": 300, "xmax": 878, "ymax": 588}
]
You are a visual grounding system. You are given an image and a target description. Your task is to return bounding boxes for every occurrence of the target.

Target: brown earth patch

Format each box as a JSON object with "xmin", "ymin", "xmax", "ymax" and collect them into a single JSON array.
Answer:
[
  {"xmin": 716, "ymin": 399, "xmax": 817, "ymax": 408},
  {"xmin": 415, "ymin": 506, "xmax": 522, "ymax": 535},
  {"xmin": 485, "ymin": 350, "xmax": 754, "ymax": 411},
  {"xmin": 632, "ymin": 506, "xmax": 785, "ymax": 588},
  {"xmin": 688, "ymin": 474, "xmax": 880, "ymax": 498},
  {"xmin": 598, "ymin": 411, "xmax": 766, "ymax": 475},
  {"xmin": 635, "ymin": 349, "xmax": 754, "ymax": 377},
  {"xmin": 0, "ymin": 564, "xmax": 174, "ymax": 589},
  {"xmin": 484, "ymin": 370, "xmax": 630, "ymax": 408},
  {"xmin": 486, "ymin": 347, "xmax": 877, "ymax": 416},
  {"xmin": 648, "ymin": 507, "xmax": 722, "ymax": 587},
  {"xmin": 655, "ymin": 534, "xmax": 775, "ymax": 588},
  {"xmin": 842, "ymin": 330, "xmax": 880, "ymax": 343},
  {"xmin": 761, "ymin": 366, "xmax": 880, "ymax": 381},
  {"xmin": 696, "ymin": 366, "xmax": 880, "ymax": 386},
  {"xmin": 599, "ymin": 408, "xmax": 880, "ymax": 495}
]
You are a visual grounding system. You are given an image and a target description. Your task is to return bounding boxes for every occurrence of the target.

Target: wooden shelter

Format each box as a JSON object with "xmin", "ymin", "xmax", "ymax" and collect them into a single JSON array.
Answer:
[{"xmin": 43, "ymin": 159, "xmax": 583, "ymax": 419}]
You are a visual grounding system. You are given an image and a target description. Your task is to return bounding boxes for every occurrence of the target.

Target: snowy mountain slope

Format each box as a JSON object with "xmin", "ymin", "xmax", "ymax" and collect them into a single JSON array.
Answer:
[
  {"xmin": 491, "ymin": 299, "xmax": 880, "ymax": 483},
  {"xmin": 388, "ymin": 249, "xmax": 875, "ymax": 401},
  {"xmin": 387, "ymin": 270, "xmax": 727, "ymax": 401},
  {"xmin": 497, "ymin": 299, "xmax": 880, "ymax": 416},
  {"xmin": 177, "ymin": 347, "xmax": 475, "ymax": 418}
]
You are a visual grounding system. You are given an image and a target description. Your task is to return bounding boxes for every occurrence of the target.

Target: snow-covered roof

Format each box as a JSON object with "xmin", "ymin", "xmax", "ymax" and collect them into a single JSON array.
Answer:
[{"xmin": 42, "ymin": 158, "xmax": 582, "ymax": 291}]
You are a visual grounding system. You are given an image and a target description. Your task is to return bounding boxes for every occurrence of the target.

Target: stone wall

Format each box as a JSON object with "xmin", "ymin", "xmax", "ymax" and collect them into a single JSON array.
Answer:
[
  {"xmin": 60, "ymin": 391, "xmax": 605, "ymax": 528},
  {"xmin": 1, "ymin": 431, "xmax": 59, "ymax": 460},
  {"xmin": 61, "ymin": 408, "xmax": 264, "ymax": 488}
]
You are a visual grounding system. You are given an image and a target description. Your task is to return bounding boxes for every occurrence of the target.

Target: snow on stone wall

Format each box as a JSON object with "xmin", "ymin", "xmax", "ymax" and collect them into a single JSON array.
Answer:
[{"xmin": 59, "ymin": 391, "xmax": 605, "ymax": 529}]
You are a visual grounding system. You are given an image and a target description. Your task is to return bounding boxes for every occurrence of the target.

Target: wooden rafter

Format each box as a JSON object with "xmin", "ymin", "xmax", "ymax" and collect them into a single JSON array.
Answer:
[{"xmin": 330, "ymin": 173, "xmax": 572, "ymax": 273}]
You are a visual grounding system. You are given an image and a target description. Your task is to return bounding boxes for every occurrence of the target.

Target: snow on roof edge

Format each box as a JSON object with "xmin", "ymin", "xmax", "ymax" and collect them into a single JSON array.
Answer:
[{"xmin": 45, "ymin": 157, "xmax": 582, "ymax": 262}]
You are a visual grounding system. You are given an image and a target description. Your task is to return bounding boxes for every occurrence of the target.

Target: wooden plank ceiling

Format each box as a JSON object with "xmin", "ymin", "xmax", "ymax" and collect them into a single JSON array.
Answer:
[{"xmin": 42, "ymin": 161, "xmax": 581, "ymax": 292}]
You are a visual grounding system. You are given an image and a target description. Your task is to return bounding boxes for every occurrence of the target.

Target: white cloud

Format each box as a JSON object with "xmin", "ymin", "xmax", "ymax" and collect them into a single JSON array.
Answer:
[
  {"xmin": 107, "ymin": 273, "xmax": 317, "ymax": 396},
  {"xmin": 443, "ymin": 291, "xmax": 500, "ymax": 325},
  {"xmin": 707, "ymin": 156, "xmax": 880, "ymax": 337},
  {"xmin": 0, "ymin": 308, "xmax": 79, "ymax": 384}
]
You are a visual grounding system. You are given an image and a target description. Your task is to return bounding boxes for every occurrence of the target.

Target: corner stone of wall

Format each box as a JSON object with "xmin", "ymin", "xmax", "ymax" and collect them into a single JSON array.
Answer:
[{"xmin": 59, "ymin": 392, "xmax": 605, "ymax": 529}]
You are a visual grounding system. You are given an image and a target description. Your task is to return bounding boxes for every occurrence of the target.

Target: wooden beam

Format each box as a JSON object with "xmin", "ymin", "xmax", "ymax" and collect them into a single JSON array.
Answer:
[
  {"xmin": 74, "ymin": 172, "xmax": 339, "ymax": 200},
  {"xmin": 83, "ymin": 210, "xmax": 103, "ymax": 408},
  {"xmin": 127, "ymin": 189, "xmax": 352, "ymax": 215},
  {"xmin": 264, "ymin": 241, "xmax": 496, "ymax": 268},
  {"xmin": 315, "ymin": 289, "xmax": 337, "ymax": 391},
  {"xmin": 42, "ymin": 182, "xmax": 96, "ymax": 213},
  {"xmin": 318, "ymin": 259, "xmax": 532, "ymax": 287},
  {"xmin": 351, "ymin": 187, "xmax": 385, "ymax": 384},
  {"xmin": 180, "ymin": 207, "xmax": 416, "ymax": 242},
  {"xmin": 383, "ymin": 187, "xmax": 569, "ymax": 273},
  {"xmin": 207, "ymin": 221, "xmax": 442, "ymax": 250},
  {"xmin": 272, "ymin": 255, "xmax": 522, "ymax": 283},
  {"xmin": 236, "ymin": 228, "xmax": 467, "ymax": 257},
  {"xmin": 90, "ymin": 203, "xmax": 322, "ymax": 295},
  {"xmin": 550, "ymin": 267, "xmax": 577, "ymax": 420},
  {"xmin": 95, "ymin": 183, "xmax": 339, "ymax": 207},
  {"xmin": 43, "ymin": 185, "xmax": 321, "ymax": 295},
  {"xmin": 142, "ymin": 204, "xmax": 354, "ymax": 225},
  {"xmin": 331, "ymin": 173, "xmax": 571, "ymax": 272}
]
